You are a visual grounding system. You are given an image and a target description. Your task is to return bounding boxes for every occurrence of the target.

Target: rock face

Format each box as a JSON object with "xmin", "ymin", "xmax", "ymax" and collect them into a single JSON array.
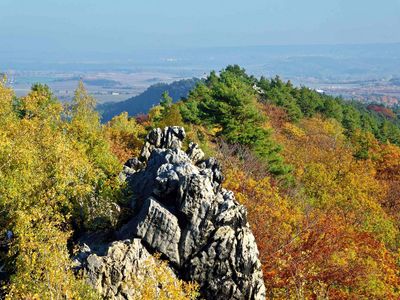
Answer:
[
  {"xmin": 79, "ymin": 126, "xmax": 266, "ymax": 300},
  {"xmin": 83, "ymin": 239, "xmax": 153, "ymax": 299}
]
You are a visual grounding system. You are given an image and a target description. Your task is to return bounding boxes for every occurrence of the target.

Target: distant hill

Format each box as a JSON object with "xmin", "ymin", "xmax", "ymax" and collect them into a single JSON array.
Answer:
[{"xmin": 98, "ymin": 78, "xmax": 199, "ymax": 122}]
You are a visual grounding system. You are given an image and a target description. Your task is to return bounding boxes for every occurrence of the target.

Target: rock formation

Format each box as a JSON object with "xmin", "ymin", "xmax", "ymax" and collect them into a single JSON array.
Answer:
[
  {"xmin": 76, "ymin": 126, "xmax": 266, "ymax": 300},
  {"xmin": 82, "ymin": 239, "xmax": 153, "ymax": 299}
]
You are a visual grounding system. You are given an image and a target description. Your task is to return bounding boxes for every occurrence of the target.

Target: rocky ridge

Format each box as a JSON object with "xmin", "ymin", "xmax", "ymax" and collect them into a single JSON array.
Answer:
[{"xmin": 77, "ymin": 126, "xmax": 266, "ymax": 300}]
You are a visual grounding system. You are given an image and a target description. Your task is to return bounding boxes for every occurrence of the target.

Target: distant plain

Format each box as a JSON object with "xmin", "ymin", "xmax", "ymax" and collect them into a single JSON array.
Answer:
[{"xmin": 2, "ymin": 43, "xmax": 400, "ymax": 105}]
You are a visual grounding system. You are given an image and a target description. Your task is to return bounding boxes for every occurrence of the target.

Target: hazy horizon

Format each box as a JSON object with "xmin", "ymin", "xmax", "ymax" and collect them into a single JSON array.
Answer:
[
  {"xmin": 2, "ymin": 1, "xmax": 399, "ymax": 104},
  {"xmin": 1, "ymin": 0, "xmax": 399, "ymax": 62}
]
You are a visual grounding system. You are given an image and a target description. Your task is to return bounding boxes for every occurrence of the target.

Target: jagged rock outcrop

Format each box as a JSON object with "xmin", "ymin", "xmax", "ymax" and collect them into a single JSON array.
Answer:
[{"xmin": 78, "ymin": 126, "xmax": 266, "ymax": 300}]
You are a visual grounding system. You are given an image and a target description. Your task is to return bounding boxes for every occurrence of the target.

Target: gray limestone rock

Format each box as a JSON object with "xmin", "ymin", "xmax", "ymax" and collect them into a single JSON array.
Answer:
[
  {"xmin": 139, "ymin": 126, "xmax": 186, "ymax": 162},
  {"xmin": 186, "ymin": 142, "xmax": 205, "ymax": 164},
  {"xmin": 79, "ymin": 126, "xmax": 266, "ymax": 300},
  {"xmin": 119, "ymin": 197, "xmax": 181, "ymax": 265},
  {"xmin": 83, "ymin": 239, "xmax": 153, "ymax": 300}
]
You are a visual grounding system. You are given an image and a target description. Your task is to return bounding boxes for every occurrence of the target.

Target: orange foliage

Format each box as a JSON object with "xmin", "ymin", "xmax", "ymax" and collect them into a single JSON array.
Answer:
[
  {"xmin": 221, "ymin": 115, "xmax": 400, "ymax": 298},
  {"xmin": 224, "ymin": 167, "xmax": 399, "ymax": 299},
  {"xmin": 373, "ymin": 143, "xmax": 400, "ymax": 226},
  {"xmin": 367, "ymin": 105, "xmax": 396, "ymax": 119},
  {"xmin": 223, "ymin": 168, "xmax": 300, "ymax": 291},
  {"xmin": 375, "ymin": 143, "xmax": 400, "ymax": 181},
  {"xmin": 104, "ymin": 112, "xmax": 146, "ymax": 163},
  {"xmin": 259, "ymin": 103, "xmax": 289, "ymax": 129}
]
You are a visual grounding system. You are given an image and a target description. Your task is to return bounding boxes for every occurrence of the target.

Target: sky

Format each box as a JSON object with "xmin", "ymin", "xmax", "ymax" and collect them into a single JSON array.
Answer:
[{"xmin": 0, "ymin": 0, "xmax": 399, "ymax": 57}]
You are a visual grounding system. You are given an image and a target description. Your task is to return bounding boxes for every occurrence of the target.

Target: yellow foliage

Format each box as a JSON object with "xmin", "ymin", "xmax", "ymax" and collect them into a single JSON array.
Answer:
[
  {"xmin": 282, "ymin": 122, "xmax": 306, "ymax": 138},
  {"xmin": 127, "ymin": 254, "xmax": 199, "ymax": 300},
  {"xmin": 7, "ymin": 211, "xmax": 99, "ymax": 300},
  {"xmin": 220, "ymin": 114, "xmax": 400, "ymax": 298},
  {"xmin": 156, "ymin": 104, "xmax": 185, "ymax": 128},
  {"xmin": 104, "ymin": 112, "xmax": 146, "ymax": 163},
  {"xmin": 0, "ymin": 79, "xmax": 15, "ymax": 120},
  {"xmin": 0, "ymin": 83, "xmax": 121, "ymax": 298},
  {"xmin": 148, "ymin": 105, "xmax": 163, "ymax": 123},
  {"xmin": 223, "ymin": 168, "xmax": 302, "ymax": 290},
  {"xmin": 280, "ymin": 117, "xmax": 397, "ymax": 246},
  {"xmin": 209, "ymin": 125, "xmax": 223, "ymax": 136}
]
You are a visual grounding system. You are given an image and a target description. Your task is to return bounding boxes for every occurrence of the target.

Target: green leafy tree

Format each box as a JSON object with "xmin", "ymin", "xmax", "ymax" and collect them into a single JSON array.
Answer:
[
  {"xmin": 342, "ymin": 104, "xmax": 362, "ymax": 135},
  {"xmin": 322, "ymin": 97, "xmax": 344, "ymax": 122},
  {"xmin": 160, "ymin": 91, "xmax": 173, "ymax": 111},
  {"xmin": 293, "ymin": 87, "xmax": 324, "ymax": 117},
  {"xmin": 181, "ymin": 66, "xmax": 291, "ymax": 176}
]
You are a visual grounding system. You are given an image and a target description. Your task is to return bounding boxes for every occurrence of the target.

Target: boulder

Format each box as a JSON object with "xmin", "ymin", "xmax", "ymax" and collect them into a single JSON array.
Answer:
[
  {"xmin": 119, "ymin": 197, "xmax": 181, "ymax": 265},
  {"xmin": 83, "ymin": 239, "xmax": 153, "ymax": 300}
]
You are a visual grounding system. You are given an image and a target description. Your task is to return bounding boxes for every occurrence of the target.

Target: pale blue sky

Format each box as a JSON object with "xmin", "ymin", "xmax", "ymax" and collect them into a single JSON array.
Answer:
[{"xmin": 0, "ymin": 0, "xmax": 399, "ymax": 55}]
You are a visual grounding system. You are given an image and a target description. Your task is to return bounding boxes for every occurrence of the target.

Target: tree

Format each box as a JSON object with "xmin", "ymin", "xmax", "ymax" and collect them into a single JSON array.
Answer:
[
  {"xmin": 342, "ymin": 104, "xmax": 362, "ymax": 135},
  {"xmin": 222, "ymin": 115, "xmax": 400, "ymax": 299},
  {"xmin": 0, "ymin": 84, "xmax": 104, "ymax": 298},
  {"xmin": 322, "ymin": 97, "xmax": 343, "ymax": 122},
  {"xmin": 104, "ymin": 112, "xmax": 146, "ymax": 163},
  {"xmin": 181, "ymin": 67, "xmax": 291, "ymax": 176},
  {"xmin": 160, "ymin": 91, "xmax": 173, "ymax": 111},
  {"xmin": 293, "ymin": 87, "xmax": 323, "ymax": 117}
]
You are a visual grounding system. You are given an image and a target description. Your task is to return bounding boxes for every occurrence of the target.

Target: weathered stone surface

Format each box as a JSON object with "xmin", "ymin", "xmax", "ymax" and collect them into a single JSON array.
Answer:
[
  {"xmin": 79, "ymin": 126, "xmax": 266, "ymax": 300},
  {"xmin": 118, "ymin": 197, "xmax": 181, "ymax": 265},
  {"xmin": 83, "ymin": 239, "xmax": 153, "ymax": 300},
  {"xmin": 124, "ymin": 157, "xmax": 144, "ymax": 171},
  {"xmin": 139, "ymin": 126, "xmax": 186, "ymax": 162},
  {"xmin": 186, "ymin": 142, "xmax": 204, "ymax": 164}
]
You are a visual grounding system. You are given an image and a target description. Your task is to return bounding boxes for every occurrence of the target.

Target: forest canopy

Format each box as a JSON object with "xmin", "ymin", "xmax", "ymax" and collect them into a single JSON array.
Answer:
[{"xmin": 1, "ymin": 65, "xmax": 400, "ymax": 299}]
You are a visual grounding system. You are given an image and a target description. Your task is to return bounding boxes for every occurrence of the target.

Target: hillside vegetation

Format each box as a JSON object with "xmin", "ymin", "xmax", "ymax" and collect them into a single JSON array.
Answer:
[
  {"xmin": 0, "ymin": 80, "xmax": 196, "ymax": 299},
  {"xmin": 154, "ymin": 65, "xmax": 400, "ymax": 298},
  {"xmin": 98, "ymin": 78, "xmax": 199, "ymax": 122},
  {"xmin": 1, "ymin": 65, "xmax": 400, "ymax": 299}
]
